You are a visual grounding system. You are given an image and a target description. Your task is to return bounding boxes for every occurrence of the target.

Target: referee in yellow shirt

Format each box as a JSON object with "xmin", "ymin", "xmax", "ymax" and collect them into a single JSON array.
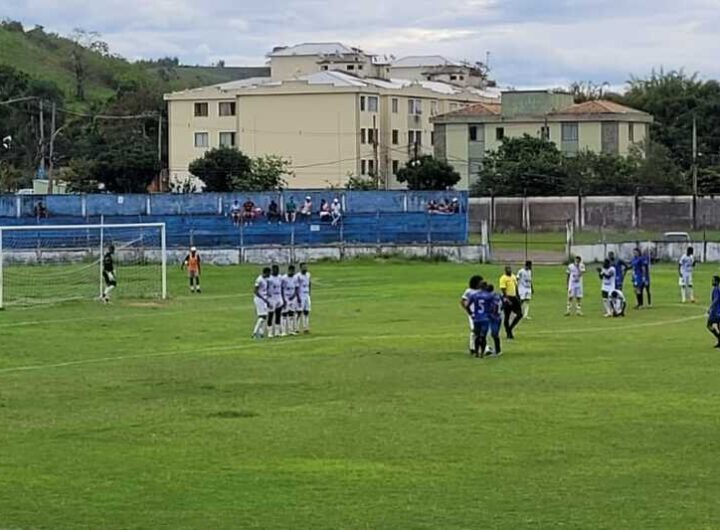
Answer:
[{"xmin": 499, "ymin": 265, "xmax": 523, "ymax": 339}]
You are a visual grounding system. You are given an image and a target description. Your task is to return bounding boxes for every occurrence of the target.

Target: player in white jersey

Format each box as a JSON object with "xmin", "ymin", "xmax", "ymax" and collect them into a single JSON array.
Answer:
[
  {"xmin": 281, "ymin": 265, "xmax": 300, "ymax": 336},
  {"xmin": 678, "ymin": 246, "xmax": 696, "ymax": 303},
  {"xmin": 517, "ymin": 260, "xmax": 534, "ymax": 319},
  {"xmin": 566, "ymin": 255, "xmax": 586, "ymax": 316},
  {"xmin": 297, "ymin": 263, "xmax": 312, "ymax": 333},
  {"xmin": 609, "ymin": 289, "xmax": 626, "ymax": 317},
  {"xmin": 460, "ymin": 275, "xmax": 483, "ymax": 354},
  {"xmin": 267, "ymin": 264, "xmax": 284, "ymax": 338},
  {"xmin": 252, "ymin": 267, "xmax": 271, "ymax": 339},
  {"xmin": 598, "ymin": 258, "xmax": 617, "ymax": 317}
]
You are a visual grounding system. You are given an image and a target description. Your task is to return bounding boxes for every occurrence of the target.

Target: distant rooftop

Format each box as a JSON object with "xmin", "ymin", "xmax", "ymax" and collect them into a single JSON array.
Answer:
[
  {"xmin": 268, "ymin": 42, "xmax": 369, "ymax": 57},
  {"xmin": 392, "ymin": 55, "xmax": 461, "ymax": 68}
]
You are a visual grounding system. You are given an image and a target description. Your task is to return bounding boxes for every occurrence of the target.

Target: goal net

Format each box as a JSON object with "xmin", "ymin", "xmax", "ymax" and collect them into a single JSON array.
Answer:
[{"xmin": 0, "ymin": 222, "xmax": 167, "ymax": 308}]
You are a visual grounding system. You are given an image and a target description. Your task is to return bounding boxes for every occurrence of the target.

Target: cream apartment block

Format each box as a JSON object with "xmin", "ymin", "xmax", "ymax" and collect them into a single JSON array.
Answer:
[
  {"xmin": 432, "ymin": 90, "xmax": 653, "ymax": 186},
  {"xmin": 389, "ymin": 56, "xmax": 488, "ymax": 88},
  {"xmin": 165, "ymin": 44, "xmax": 498, "ymax": 189}
]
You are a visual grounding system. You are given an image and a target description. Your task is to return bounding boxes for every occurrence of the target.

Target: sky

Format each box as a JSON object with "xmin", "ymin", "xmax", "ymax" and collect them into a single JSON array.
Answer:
[{"xmin": 5, "ymin": 0, "xmax": 720, "ymax": 88}]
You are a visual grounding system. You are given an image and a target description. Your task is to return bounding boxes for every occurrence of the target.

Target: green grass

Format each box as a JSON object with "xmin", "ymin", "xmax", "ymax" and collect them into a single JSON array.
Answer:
[{"xmin": 1, "ymin": 261, "xmax": 720, "ymax": 529}]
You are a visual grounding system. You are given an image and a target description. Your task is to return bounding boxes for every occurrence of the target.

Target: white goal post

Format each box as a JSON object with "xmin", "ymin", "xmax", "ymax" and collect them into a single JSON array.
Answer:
[{"xmin": 0, "ymin": 222, "xmax": 167, "ymax": 309}]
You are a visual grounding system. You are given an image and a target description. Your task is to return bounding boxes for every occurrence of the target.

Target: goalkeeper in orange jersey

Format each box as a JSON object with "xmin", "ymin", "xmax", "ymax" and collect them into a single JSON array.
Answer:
[{"xmin": 181, "ymin": 246, "xmax": 202, "ymax": 293}]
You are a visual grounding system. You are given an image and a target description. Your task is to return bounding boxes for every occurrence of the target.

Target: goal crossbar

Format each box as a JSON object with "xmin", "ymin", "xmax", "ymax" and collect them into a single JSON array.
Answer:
[{"xmin": 0, "ymin": 222, "xmax": 167, "ymax": 309}]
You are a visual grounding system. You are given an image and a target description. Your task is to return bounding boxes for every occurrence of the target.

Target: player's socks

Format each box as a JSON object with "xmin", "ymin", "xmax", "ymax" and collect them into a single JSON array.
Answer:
[
  {"xmin": 688, "ymin": 287, "xmax": 695, "ymax": 303},
  {"xmin": 576, "ymin": 303, "xmax": 582, "ymax": 315},
  {"xmin": 523, "ymin": 303, "xmax": 530, "ymax": 319},
  {"xmin": 253, "ymin": 317, "xmax": 265, "ymax": 338},
  {"xmin": 565, "ymin": 303, "xmax": 572, "ymax": 316},
  {"xmin": 468, "ymin": 332, "xmax": 475, "ymax": 353},
  {"xmin": 681, "ymin": 286, "xmax": 686, "ymax": 303},
  {"xmin": 636, "ymin": 292, "xmax": 643, "ymax": 307},
  {"xmin": 492, "ymin": 335, "xmax": 501, "ymax": 356}
]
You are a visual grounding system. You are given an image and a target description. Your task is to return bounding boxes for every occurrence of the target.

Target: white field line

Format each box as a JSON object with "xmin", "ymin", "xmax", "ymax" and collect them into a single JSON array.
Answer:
[{"xmin": 0, "ymin": 314, "xmax": 706, "ymax": 376}]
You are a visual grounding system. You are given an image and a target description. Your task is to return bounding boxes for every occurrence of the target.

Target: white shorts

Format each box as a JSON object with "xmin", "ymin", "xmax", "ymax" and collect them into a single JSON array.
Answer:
[
  {"xmin": 254, "ymin": 296, "xmax": 268, "ymax": 317},
  {"xmin": 299, "ymin": 295, "xmax": 311, "ymax": 313},
  {"xmin": 467, "ymin": 315, "xmax": 474, "ymax": 331},
  {"xmin": 269, "ymin": 296, "xmax": 283, "ymax": 311},
  {"xmin": 283, "ymin": 298, "xmax": 298, "ymax": 312},
  {"xmin": 568, "ymin": 284, "xmax": 583, "ymax": 299},
  {"xmin": 679, "ymin": 274, "xmax": 693, "ymax": 287},
  {"xmin": 519, "ymin": 287, "xmax": 532, "ymax": 301}
]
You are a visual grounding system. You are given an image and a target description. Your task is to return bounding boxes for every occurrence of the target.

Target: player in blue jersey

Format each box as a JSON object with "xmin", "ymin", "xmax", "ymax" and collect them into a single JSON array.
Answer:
[
  {"xmin": 642, "ymin": 251, "xmax": 652, "ymax": 307},
  {"xmin": 630, "ymin": 248, "xmax": 649, "ymax": 309},
  {"xmin": 607, "ymin": 251, "xmax": 628, "ymax": 291},
  {"xmin": 465, "ymin": 286, "xmax": 494, "ymax": 358},
  {"xmin": 707, "ymin": 276, "xmax": 720, "ymax": 348},
  {"xmin": 485, "ymin": 284, "xmax": 503, "ymax": 358}
]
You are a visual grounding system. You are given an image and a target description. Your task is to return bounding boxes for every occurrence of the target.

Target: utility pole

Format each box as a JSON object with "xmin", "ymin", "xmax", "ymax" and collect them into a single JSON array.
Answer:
[
  {"xmin": 372, "ymin": 114, "xmax": 379, "ymax": 189},
  {"xmin": 692, "ymin": 114, "xmax": 698, "ymax": 196},
  {"xmin": 38, "ymin": 100, "xmax": 45, "ymax": 176},
  {"xmin": 48, "ymin": 102, "xmax": 56, "ymax": 194}
]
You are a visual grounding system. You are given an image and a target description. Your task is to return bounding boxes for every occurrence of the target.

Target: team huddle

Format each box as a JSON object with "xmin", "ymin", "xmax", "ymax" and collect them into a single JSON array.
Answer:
[{"xmin": 252, "ymin": 263, "xmax": 312, "ymax": 339}]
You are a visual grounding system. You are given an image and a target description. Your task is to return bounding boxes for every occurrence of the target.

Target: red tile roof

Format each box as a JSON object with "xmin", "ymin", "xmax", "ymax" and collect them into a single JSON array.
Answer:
[
  {"xmin": 441, "ymin": 102, "xmax": 501, "ymax": 117},
  {"xmin": 551, "ymin": 100, "xmax": 646, "ymax": 115}
]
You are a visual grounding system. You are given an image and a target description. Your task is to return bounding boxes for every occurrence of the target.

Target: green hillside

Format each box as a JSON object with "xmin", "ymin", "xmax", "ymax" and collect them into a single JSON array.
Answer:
[{"xmin": 0, "ymin": 21, "xmax": 268, "ymax": 103}]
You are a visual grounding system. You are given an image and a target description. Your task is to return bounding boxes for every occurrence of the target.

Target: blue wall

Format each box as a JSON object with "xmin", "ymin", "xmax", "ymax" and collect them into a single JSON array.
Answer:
[{"xmin": 0, "ymin": 191, "xmax": 468, "ymax": 247}]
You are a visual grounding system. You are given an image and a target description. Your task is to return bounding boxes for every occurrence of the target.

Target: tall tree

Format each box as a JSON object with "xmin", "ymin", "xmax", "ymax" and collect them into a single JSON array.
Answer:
[
  {"xmin": 395, "ymin": 156, "xmax": 461, "ymax": 190},
  {"xmin": 189, "ymin": 147, "xmax": 252, "ymax": 192}
]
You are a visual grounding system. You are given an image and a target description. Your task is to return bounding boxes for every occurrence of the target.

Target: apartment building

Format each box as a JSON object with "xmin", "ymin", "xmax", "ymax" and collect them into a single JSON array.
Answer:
[
  {"xmin": 165, "ymin": 70, "xmax": 496, "ymax": 189},
  {"xmin": 432, "ymin": 90, "xmax": 653, "ymax": 186},
  {"xmin": 390, "ymin": 56, "xmax": 488, "ymax": 88},
  {"xmin": 267, "ymin": 42, "xmax": 391, "ymax": 80}
]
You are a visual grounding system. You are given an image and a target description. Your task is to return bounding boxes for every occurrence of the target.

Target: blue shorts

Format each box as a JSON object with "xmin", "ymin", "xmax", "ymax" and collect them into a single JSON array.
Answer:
[
  {"xmin": 633, "ymin": 275, "xmax": 645, "ymax": 288},
  {"xmin": 473, "ymin": 321, "xmax": 490, "ymax": 337},
  {"xmin": 489, "ymin": 319, "xmax": 501, "ymax": 336}
]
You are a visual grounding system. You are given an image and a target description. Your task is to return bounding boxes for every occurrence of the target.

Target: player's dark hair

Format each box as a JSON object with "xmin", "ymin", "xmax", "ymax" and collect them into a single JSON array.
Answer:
[
  {"xmin": 603, "ymin": 258, "xmax": 610, "ymax": 268},
  {"xmin": 262, "ymin": 267, "xmax": 271, "ymax": 275},
  {"xmin": 486, "ymin": 283, "xmax": 495, "ymax": 293},
  {"xmin": 107, "ymin": 244, "xmax": 115, "ymax": 253},
  {"xmin": 714, "ymin": 275, "xmax": 720, "ymax": 284},
  {"xmin": 288, "ymin": 264, "xmax": 295, "ymax": 272},
  {"xmin": 271, "ymin": 264, "xmax": 279, "ymax": 274},
  {"xmin": 688, "ymin": 247, "xmax": 694, "ymax": 255},
  {"xmin": 469, "ymin": 275, "xmax": 483, "ymax": 289},
  {"xmin": 611, "ymin": 291, "xmax": 618, "ymax": 298},
  {"xmin": 525, "ymin": 260, "xmax": 532, "ymax": 268}
]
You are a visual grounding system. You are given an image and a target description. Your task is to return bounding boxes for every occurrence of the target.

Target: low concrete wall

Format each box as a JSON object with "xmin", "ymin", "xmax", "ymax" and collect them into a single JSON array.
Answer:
[
  {"xmin": 3, "ymin": 244, "xmax": 489, "ymax": 266},
  {"xmin": 570, "ymin": 241, "xmax": 711, "ymax": 263}
]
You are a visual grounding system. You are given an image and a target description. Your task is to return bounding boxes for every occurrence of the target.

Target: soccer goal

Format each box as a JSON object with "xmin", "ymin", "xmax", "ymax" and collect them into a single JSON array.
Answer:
[{"xmin": 0, "ymin": 222, "xmax": 167, "ymax": 308}]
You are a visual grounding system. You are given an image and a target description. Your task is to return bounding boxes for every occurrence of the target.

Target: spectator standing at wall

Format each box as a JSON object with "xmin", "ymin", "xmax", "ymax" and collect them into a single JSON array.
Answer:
[
  {"xmin": 449, "ymin": 198, "xmax": 460, "ymax": 214},
  {"xmin": 285, "ymin": 196, "xmax": 297, "ymax": 223},
  {"xmin": 300, "ymin": 196, "xmax": 313, "ymax": 222},
  {"xmin": 34, "ymin": 201, "xmax": 48, "ymax": 219},
  {"xmin": 242, "ymin": 198, "xmax": 255, "ymax": 224},
  {"xmin": 229, "ymin": 200, "xmax": 242, "ymax": 226},
  {"xmin": 427, "ymin": 200, "xmax": 439, "ymax": 213},
  {"xmin": 319, "ymin": 199, "xmax": 331, "ymax": 222},
  {"xmin": 331, "ymin": 198, "xmax": 342, "ymax": 226},
  {"xmin": 267, "ymin": 199, "xmax": 281, "ymax": 223}
]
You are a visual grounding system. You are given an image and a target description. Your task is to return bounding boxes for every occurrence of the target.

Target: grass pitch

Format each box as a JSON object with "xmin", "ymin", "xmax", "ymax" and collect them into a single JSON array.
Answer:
[{"xmin": 1, "ymin": 260, "xmax": 719, "ymax": 529}]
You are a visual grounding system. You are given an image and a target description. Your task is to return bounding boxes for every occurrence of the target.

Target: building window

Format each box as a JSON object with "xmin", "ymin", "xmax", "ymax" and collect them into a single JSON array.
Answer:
[
  {"xmin": 431, "ymin": 100, "xmax": 438, "ymax": 116},
  {"xmin": 392, "ymin": 160, "xmax": 399, "ymax": 175},
  {"xmin": 358, "ymin": 64, "xmax": 363, "ymax": 70},
  {"xmin": 469, "ymin": 126, "xmax": 478, "ymax": 142},
  {"xmin": 321, "ymin": 65, "xmax": 328, "ymax": 71},
  {"xmin": 629, "ymin": 122, "xmax": 635, "ymax": 142},
  {"xmin": 460, "ymin": 75, "xmax": 465, "ymax": 81},
  {"xmin": 450, "ymin": 75, "xmax": 457, "ymax": 81},
  {"xmin": 219, "ymin": 132, "xmax": 236, "ymax": 147},
  {"xmin": 561, "ymin": 122, "xmax": 579, "ymax": 142},
  {"xmin": 392, "ymin": 129, "xmax": 399, "ymax": 145},
  {"xmin": 360, "ymin": 96, "xmax": 366, "ymax": 111},
  {"xmin": 540, "ymin": 125, "xmax": 550, "ymax": 140},
  {"xmin": 450, "ymin": 103, "xmax": 459, "ymax": 111},
  {"xmin": 367, "ymin": 128, "xmax": 376, "ymax": 144},
  {"xmin": 194, "ymin": 132, "xmax": 209, "ymax": 148},
  {"xmin": 408, "ymin": 99, "xmax": 422, "ymax": 115},
  {"xmin": 347, "ymin": 64, "xmax": 355, "ymax": 71},
  {"xmin": 495, "ymin": 127, "xmax": 505, "ymax": 141},
  {"xmin": 368, "ymin": 160, "xmax": 375, "ymax": 175},
  {"xmin": 367, "ymin": 96, "xmax": 379, "ymax": 112},
  {"xmin": 431, "ymin": 131, "xmax": 435, "ymax": 146},
  {"xmin": 360, "ymin": 128, "xmax": 366, "ymax": 144},
  {"xmin": 392, "ymin": 98, "xmax": 398, "ymax": 113},
  {"xmin": 409, "ymin": 130, "xmax": 422, "ymax": 145},
  {"xmin": 361, "ymin": 160, "xmax": 367, "ymax": 175},
  {"xmin": 194, "ymin": 102, "xmax": 208, "ymax": 117},
  {"xmin": 218, "ymin": 102, "xmax": 236, "ymax": 117}
]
